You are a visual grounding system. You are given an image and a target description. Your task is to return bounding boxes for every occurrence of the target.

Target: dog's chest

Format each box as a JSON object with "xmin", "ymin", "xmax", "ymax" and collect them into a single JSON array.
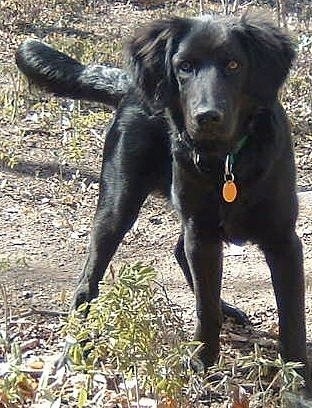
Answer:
[
  {"xmin": 172, "ymin": 145, "xmax": 261, "ymax": 244},
  {"xmin": 218, "ymin": 202, "xmax": 252, "ymax": 244},
  {"xmin": 172, "ymin": 174, "xmax": 253, "ymax": 245}
]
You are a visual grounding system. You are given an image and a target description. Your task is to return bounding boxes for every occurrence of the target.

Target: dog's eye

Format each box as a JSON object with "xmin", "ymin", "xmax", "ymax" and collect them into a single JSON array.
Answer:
[
  {"xmin": 226, "ymin": 60, "xmax": 240, "ymax": 72},
  {"xmin": 178, "ymin": 61, "xmax": 193, "ymax": 73}
]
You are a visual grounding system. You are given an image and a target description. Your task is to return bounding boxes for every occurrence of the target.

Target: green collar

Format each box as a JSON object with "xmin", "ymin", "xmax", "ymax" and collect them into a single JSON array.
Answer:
[
  {"xmin": 222, "ymin": 134, "xmax": 250, "ymax": 202},
  {"xmin": 231, "ymin": 134, "xmax": 249, "ymax": 158},
  {"xmin": 224, "ymin": 134, "xmax": 249, "ymax": 181},
  {"xmin": 226, "ymin": 134, "xmax": 249, "ymax": 169}
]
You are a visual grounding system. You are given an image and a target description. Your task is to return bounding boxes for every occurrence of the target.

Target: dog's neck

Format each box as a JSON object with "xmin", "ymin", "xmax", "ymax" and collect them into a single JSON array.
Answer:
[
  {"xmin": 170, "ymin": 105, "xmax": 273, "ymax": 172},
  {"xmin": 172, "ymin": 128, "xmax": 250, "ymax": 174}
]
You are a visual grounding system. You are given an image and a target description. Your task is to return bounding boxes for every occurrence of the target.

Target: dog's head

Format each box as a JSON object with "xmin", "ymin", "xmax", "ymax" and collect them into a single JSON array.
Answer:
[{"xmin": 127, "ymin": 13, "xmax": 295, "ymax": 151}]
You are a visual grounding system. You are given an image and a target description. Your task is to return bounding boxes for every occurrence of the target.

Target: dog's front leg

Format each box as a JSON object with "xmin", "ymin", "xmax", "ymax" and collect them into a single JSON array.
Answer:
[
  {"xmin": 261, "ymin": 232, "xmax": 311, "ymax": 388},
  {"xmin": 175, "ymin": 232, "xmax": 250, "ymax": 325},
  {"xmin": 172, "ymin": 158, "xmax": 223, "ymax": 369},
  {"xmin": 184, "ymin": 222, "xmax": 223, "ymax": 369}
]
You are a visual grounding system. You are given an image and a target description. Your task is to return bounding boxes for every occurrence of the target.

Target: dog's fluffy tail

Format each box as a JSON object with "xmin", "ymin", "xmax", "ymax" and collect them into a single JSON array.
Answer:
[{"xmin": 15, "ymin": 39, "xmax": 131, "ymax": 109}]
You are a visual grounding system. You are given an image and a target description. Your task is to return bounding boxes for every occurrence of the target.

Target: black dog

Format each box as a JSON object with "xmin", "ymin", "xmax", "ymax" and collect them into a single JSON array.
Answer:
[
  {"xmin": 16, "ymin": 30, "xmax": 250, "ymax": 324},
  {"xmin": 16, "ymin": 13, "xmax": 310, "ymax": 384}
]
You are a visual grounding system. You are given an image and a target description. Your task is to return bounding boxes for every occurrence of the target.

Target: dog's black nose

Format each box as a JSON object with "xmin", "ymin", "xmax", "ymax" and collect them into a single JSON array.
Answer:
[{"xmin": 195, "ymin": 109, "xmax": 223, "ymax": 126}]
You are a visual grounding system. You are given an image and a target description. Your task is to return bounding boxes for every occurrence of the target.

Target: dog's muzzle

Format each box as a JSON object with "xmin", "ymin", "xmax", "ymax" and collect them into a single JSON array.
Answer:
[{"xmin": 195, "ymin": 108, "xmax": 224, "ymax": 128}]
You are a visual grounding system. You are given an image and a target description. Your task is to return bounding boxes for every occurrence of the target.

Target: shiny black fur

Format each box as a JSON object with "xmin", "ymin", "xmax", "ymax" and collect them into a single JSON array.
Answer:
[
  {"xmin": 16, "ymin": 14, "xmax": 311, "ymax": 386},
  {"xmin": 16, "ymin": 29, "xmax": 251, "ymax": 324},
  {"xmin": 16, "ymin": 38, "xmax": 130, "ymax": 109}
]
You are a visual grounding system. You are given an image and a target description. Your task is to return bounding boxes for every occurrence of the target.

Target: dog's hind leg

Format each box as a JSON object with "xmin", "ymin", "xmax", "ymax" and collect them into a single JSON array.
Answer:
[
  {"xmin": 174, "ymin": 233, "xmax": 250, "ymax": 325},
  {"xmin": 261, "ymin": 232, "xmax": 311, "ymax": 390},
  {"xmin": 174, "ymin": 233, "xmax": 194, "ymax": 290},
  {"xmin": 72, "ymin": 186, "xmax": 149, "ymax": 309},
  {"xmin": 71, "ymin": 111, "xmax": 170, "ymax": 310}
]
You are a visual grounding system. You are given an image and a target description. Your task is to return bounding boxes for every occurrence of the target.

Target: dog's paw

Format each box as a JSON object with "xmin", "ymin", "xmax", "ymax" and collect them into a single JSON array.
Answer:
[
  {"xmin": 221, "ymin": 301, "xmax": 250, "ymax": 326},
  {"xmin": 70, "ymin": 282, "xmax": 98, "ymax": 311},
  {"xmin": 53, "ymin": 344, "xmax": 72, "ymax": 374}
]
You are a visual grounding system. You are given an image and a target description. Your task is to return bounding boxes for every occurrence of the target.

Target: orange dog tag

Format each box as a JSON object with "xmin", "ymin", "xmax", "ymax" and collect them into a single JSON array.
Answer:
[{"xmin": 222, "ymin": 181, "xmax": 237, "ymax": 203}]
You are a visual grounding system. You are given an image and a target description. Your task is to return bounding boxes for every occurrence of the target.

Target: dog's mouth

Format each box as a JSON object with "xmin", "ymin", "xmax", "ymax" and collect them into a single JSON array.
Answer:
[
  {"xmin": 186, "ymin": 121, "xmax": 237, "ymax": 150},
  {"xmin": 186, "ymin": 130, "xmax": 236, "ymax": 156},
  {"xmin": 180, "ymin": 130, "xmax": 234, "ymax": 160},
  {"xmin": 200, "ymin": 140, "xmax": 233, "ymax": 158}
]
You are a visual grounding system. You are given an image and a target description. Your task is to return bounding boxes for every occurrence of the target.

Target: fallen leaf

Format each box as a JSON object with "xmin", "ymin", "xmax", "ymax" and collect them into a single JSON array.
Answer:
[
  {"xmin": 17, "ymin": 374, "xmax": 38, "ymax": 399},
  {"xmin": 231, "ymin": 385, "xmax": 249, "ymax": 408},
  {"xmin": 28, "ymin": 360, "xmax": 44, "ymax": 370},
  {"xmin": 159, "ymin": 396, "xmax": 179, "ymax": 408},
  {"xmin": 21, "ymin": 338, "xmax": 39, "ymax": 352}
]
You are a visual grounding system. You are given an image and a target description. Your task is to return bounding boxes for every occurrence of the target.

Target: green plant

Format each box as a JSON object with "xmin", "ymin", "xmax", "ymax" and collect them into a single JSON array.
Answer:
[
  {"xmin": 0, "ymin": 370, "xmax": 37, "ymax": 407},
  {"xmin": 59, "ymin": 108, "xmax": 112, "ymax": 163},
  {"xmin": 0, "ymin": 256, "xmax": 37, "ymax": 408},
  {"xmin": 234, "ymin": 343, "xmax": 305, "ymax": 406},
  {"xmin": 60, "ymin": 262, "xmax": 308, "ymax": 407},
  {"xmin": 0, "ymin": 140, "xmax": 18, "ymax": 168},
  {"xmin": 64, "ymin": 263, "xmax": 202, "ymax": 406}
]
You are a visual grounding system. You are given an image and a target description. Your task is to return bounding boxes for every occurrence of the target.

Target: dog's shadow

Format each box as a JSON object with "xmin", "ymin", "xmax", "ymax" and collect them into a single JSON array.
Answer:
[{"xmin": 2, "ymin": 158, "xmax": 99, "ymax": 184}]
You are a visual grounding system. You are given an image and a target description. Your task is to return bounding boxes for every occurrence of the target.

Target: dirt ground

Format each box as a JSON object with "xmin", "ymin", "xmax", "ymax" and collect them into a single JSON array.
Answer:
[
  {"xmin": 0, "ymin": 0, "xmax": 312, "ymax": 405},
  {"xmin": 1, "ymin": 143, "xmax": 312, "ymax": 336}
]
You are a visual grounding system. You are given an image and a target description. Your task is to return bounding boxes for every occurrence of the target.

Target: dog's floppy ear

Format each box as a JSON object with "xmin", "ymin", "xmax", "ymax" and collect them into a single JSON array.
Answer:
[
  {"xmin": 234, "ymin": 13, "xmax": 296, "ymax": 104},
  {"xmin": 127, "ymin": 17, "xmax": 191, "ymax": 107}
]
